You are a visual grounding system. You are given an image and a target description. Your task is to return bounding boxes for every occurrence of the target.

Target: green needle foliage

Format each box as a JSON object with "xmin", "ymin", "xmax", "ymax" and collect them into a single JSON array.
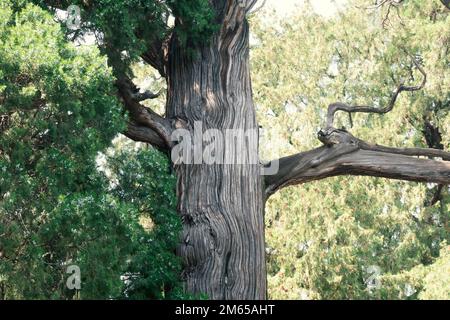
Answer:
[
  {"xmin": 0, "ymin": 1, "xmax": 184, "ymax": 299},
  {"xmin": 106, "ymin": 145, "xmax": 183, "ymax": 299},
  {"xmin": 28, "ymin": 0, "xmax": 218, "ymax": 72},
  {"xmin": 251, "ymin": 0, "xmax": 449, "ymax": 300},
  {"xmin": 1, "ymin": 0, "xmax": 449, "ymax": 300}
]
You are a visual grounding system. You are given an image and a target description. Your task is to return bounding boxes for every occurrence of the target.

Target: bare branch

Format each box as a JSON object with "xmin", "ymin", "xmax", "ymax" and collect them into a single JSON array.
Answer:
[
  {"xmin": 358, "ymin": 140, "xmax": 450, "ymax": 160},
  {"xmin": 246, "ymin": 0, "xmax": 266, "ymax": 14},
  {"xmin": 427, "ymin": 184, "xmax": 444, "ymax": 207},
  {"xmin": 116, "ymin": 78, "xmax": 173, "ymax": 149},
  {"xmin": 360, "ymin": 0, "xmax": 405, "ymax": 28},
  {"xmin": 131, "ymin": 89, "xmax": 161, "ymax": 102},
  {"xmin": 265, "ymin": 145, "xmax": 450, "ymax": 198},
  {"xmin": 118, "ymin": 73, "xmax": 162, "ymax": 101},
  {"xmin": 326, "ymin": 54, "xmax": 426, "ymax": 128},
  {"xmin": 123, "ymin": 121, "xmax": 168, "ymax": 152},
  {"xmin": 318, "ymin": 127, "xmax": 450, "ymax": 160},
  {"xmin": 264, "ymin": 128, "xmax": 450, "ymax": 198},
  {"xmin": 265, "ymin": 49, "xmax": 450, "ymax": 199}
]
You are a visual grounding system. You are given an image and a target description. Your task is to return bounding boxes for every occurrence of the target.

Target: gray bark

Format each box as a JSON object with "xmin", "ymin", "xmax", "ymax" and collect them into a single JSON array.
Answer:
[
  {"xmin": 265, "ymin": 144, "xmax": 450, "ymax": 197},
  {"xmin": 121, "ymin": 0, "xmax": 450, "ymax": 300},
  {"xmin": 164, "ymin": 1, "xmax": 266, "ymax": 300},
  {"xmin": 265, "ymin": 126, "xmax": 450, "ymax": 197}
]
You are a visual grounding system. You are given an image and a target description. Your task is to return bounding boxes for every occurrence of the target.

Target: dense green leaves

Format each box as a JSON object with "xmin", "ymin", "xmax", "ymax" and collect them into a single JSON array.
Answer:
[
  {"xmin": 29, "ymin": 0, "xmax": 218, "ymax": 73},
  {"xmin": 1, "ymin": 0, "xmax": 449, "ymax": 300},
  {"xmin": 166, "ymin": 0, "xmax": 219, "ymax": 49},
  {"xmin": 106, "ymin": 143, "xmax": 184, "ymax": 299},
  {"xmin": 0, "ymin": 2, "xmax": 184, "ymax": 299}
]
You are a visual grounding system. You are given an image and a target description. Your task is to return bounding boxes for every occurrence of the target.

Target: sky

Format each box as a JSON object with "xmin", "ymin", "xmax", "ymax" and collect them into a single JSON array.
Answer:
[{"xmin": 265, "ymin": 0, "xmax": 347, "ymax": 17}]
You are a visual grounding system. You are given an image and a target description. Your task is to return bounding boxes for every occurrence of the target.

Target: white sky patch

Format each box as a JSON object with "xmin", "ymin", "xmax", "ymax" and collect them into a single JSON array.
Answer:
[{"xmin": 265, "ymin": 0, "xmax": 347, "ymax": 18}]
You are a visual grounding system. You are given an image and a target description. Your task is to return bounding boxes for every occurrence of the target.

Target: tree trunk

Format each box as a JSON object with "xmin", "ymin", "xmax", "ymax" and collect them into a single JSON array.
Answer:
[
  {"xmin": 166, "ymin": 19, "xmax": 267, "ymax": 299},
  {"xmin": 119, "ymin": 1, "xmax": 450, "ymax": 300}
]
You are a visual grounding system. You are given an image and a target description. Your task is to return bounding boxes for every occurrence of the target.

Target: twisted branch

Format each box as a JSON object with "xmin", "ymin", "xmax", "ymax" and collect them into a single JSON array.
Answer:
[
  {"xmin": 264, "ymin": 53, "xmax": 450, "ymax": 198},
  {"xmin": 116, "ymin": 77, "xmax": 172, "ymax": 149},
  {"xmin": 327, "ymin": 54, "xmax": 426, "ymax": 128}
]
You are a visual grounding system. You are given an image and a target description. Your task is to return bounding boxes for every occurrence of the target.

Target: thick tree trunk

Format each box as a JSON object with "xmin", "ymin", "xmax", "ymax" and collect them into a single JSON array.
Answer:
[
  {"xmin": 166, "ymin": 19, "xmax": 267, "ymax": 299},
  {"xmin": 119, "ymin": 0, "xmax": 450, "ymax": 301}
]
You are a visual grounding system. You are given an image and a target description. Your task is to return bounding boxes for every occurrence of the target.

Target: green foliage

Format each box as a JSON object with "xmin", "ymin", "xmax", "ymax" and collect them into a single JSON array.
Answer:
[
  {"xmin": 2, "ymin": 0, "xmax": 449, "ymax": 301},
  {"xmin": 0, "ymin": 2, "xmax": 185, "ymax": 299},
  {"xmin": 166, "ymin": 0, "xmax": 219, "ymax": 49},
  {"xmin": 106, "ymin": 143, "xmax": 185, "ymax": 299},
  {"xmin": 30, "ymin": 0, "xmax": 218, "ymax": 73},
  {"xmin": 417, "ymin": 244, "xmax": 450, "ymax": 299},
  {"xmin": 251, "ymin": 0, "xmax": 449, "ymax": 300},
  {"xmin": 0, "ymin": 0, "xmax": 123, "ymax": 298}
]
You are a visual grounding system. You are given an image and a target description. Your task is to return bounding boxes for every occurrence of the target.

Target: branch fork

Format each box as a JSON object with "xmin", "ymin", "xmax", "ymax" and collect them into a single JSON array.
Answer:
[{"xmin": 264, "ymin": 54, "xmax": 450, "ymax": 198}]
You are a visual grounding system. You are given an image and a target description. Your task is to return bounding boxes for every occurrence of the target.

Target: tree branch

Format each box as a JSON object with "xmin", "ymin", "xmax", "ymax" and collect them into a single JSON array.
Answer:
[
  {"xmin": 264, "ymin": 143, "xmax": 450, "ymax": 198},
  {"xmin": 123, "ymin": 121, "xmax": 168, "ymax": 152},
  {"xmin": 264, "ymin": 129, "xmax": 450, "ymax": 197},
  {"xmin": 326, "ymin": 54, "xmax": 426, "ymax": 128},
  {"xmin": 358, "ymin": 140, "xmax": 450, "ymax": 160},
  {"xmin": 264, "ymin": 50, "xmax": 450, "ymax": 199},
  {"xmin": 246, "ymin": 0, "xmax": 267, "ymax": 15},
  {"xmin": 245, "ymin": 0, "xmax": 264, "ymax": 13},
  {"xmin": 131, "ymin": 89, "xmax": 161, "ymax": 102},
  {"xmin": 116, "ymin": 77, "xmax": 172, "ymax": 149}
]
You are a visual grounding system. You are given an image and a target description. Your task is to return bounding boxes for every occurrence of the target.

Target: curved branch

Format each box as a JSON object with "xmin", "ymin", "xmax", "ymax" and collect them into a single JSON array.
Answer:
[
  {"xmin": 124, "ymin": 121, "xmax": 168, "ymax": 152},
  {"xmin": 246, "ymin": 0, "xmax": 266, "ymax": 14},
  {"xmin": 326, "ymin": 54, "xmax": 426, "ymax": 128},
  {"xmin": 131, "ymin": 89, "xmax": 161, "ymax": 102},
  {"xmin": 116, "ymin": 78, "xmax": 173, "ymax": 149},
  {"xmin": 318, "ymin": 127, "xmax": 450, "ymax": 161},
  {"xmin": 358, "ymin": 140, "xmax": 450, "ymax": 161},
  {"xmin": 264, "ymin": 145, "xmax": 450, "ymax": 198},
  {"xmin": 264, "ymin": 129, "xmax": 450, "ymax": 198}
]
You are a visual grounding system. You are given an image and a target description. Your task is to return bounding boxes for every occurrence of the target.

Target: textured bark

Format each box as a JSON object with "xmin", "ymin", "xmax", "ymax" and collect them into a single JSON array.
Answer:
[
  {"xmin": 265, "ymin": 146, "xmax": 450, "ymax": 196},
  {"xmin": 265, "ymin": 129, "xmax": 450, "ymax": 197},
  {"xmin": 124, "ymin": 121, "xmax": 167, "ymax": 151},
  {"xmin": 165, "ymin": 5, "xmax": 266, "ymax": 299},
  {"xmin": 117, "ymin": 77, "xmax": 173, "ymax": 148},
  {"xmin": 115, "ymin": 0, "xmax": 450, "ymax": 300}
]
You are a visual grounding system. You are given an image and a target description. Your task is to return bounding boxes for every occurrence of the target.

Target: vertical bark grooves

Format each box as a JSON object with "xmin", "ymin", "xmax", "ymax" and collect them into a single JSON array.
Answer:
[{"xmin": 167, "ymin": 17, "xmax": 266, "ymax": 299}]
